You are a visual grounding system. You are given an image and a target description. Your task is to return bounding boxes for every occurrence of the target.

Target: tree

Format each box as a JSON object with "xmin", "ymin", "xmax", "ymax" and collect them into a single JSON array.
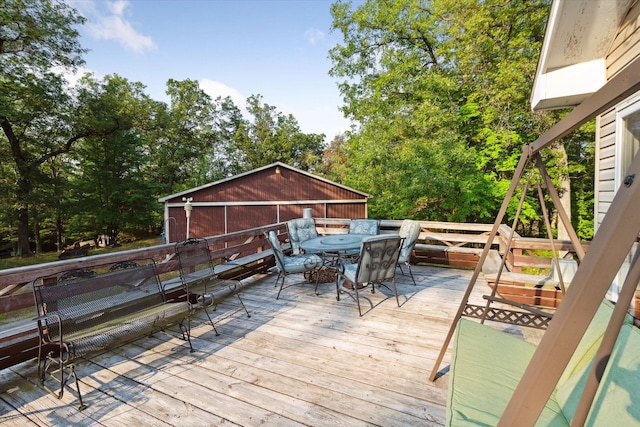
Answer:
[
  {"xmin": 68, "ymin": 74, "xmax": 159, "ymax": 243},
  {"xmin": 230, "ymin": 94, "xmax": 326, "ymax": 172},
  {"xmin": 0, "ymin": 0, "xmax": 122, "ymax": 255},
  {"xmin": 182, "ymin": 95, "xmax": 246, "ymax": 186},
  {"xmin": 326, "ymin": 0, "xmax": 589, "ymax": 232},
  {"xmin": 144, "ymin": 79, "xmax": 219, "ymax": 196}
]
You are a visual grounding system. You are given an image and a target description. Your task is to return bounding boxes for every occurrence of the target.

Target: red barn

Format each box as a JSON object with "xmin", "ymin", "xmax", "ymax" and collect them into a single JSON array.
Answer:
[{"xmin": 158, "ymin": 162, "xmax": 370, "ymax": 243}]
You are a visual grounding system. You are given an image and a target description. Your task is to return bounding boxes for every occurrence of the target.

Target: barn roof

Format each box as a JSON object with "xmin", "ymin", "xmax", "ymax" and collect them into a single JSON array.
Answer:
[{"xmin": 157, "ymin": 162, "xmax": 370, "ymax": 203}]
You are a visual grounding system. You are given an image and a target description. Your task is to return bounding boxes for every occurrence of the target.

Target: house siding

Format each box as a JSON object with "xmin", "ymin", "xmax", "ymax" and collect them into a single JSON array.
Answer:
[
  {"xmin": 594, "ymin": 3, "xmax": 640, "ymax": 229},
  {"xmin": 606, "ymin": 1, "xmax": 640, "ymax": 79},
  {"xmin": 596, "ymin": 108, "xmax": 616, "ymax": 226}
]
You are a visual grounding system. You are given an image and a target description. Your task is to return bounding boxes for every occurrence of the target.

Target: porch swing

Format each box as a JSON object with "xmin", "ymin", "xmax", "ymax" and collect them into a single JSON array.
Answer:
[
  {"xmin": 473, "ymin": 159, "xmax": 582, "ymax": 331},
  {"xmin": 430, "ymin": 54, "xmax": 640, "ymax": 426}
]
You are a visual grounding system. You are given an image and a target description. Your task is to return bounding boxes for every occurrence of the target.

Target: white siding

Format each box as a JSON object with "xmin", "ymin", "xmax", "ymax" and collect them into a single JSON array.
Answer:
[
  {"xmin": 596, "ymin": 108, "xmax": 616, "ymax": 230},
  {"xmin": 606, "ymin": 1, "xmax": 640, "ymax": 79},
  {"xmin": 595, "ymin": 3, "xmax": 640, "ymax": 230}
]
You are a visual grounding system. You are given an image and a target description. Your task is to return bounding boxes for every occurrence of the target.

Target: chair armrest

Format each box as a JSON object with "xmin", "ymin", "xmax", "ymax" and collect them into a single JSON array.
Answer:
[{"xmin": 33, "ymin": 312, "xmax": 64, "ymax": 347}]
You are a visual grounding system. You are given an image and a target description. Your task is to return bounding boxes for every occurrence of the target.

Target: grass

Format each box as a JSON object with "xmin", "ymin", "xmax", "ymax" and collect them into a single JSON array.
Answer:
[
  {"xmin": 0, "ymin": 236, "xmax": 162, "ymax": 271},
  {"xmin": 0, "ymin": 236, "xmax": 163, "ymax": 325}
]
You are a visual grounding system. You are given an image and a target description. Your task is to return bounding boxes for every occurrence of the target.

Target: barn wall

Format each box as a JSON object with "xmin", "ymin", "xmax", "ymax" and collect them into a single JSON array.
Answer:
[
  {"xmin": 191, "ymin": 207, "xmax": 225, "ymax": 238},
  {"xmin": 162, "ymin": 164, "xmax": 368, "ymax": 242},
  {"xmin": 327, "ymin": 203, "xmax": 366, "ymax": 219},
  {"xmin": 184, "ymin": 166, "xmax": 364, "ymax": 203},
  {"xmin": 227, "ymin": 205, "xmax": 278, "ymax": 232}
]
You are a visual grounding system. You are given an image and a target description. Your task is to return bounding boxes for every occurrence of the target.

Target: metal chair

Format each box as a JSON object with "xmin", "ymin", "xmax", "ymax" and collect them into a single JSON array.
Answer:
[
  {"xmin": 348, "ymin": 219, "xmax": 380, "ymax": 235},
  {"xmin": 335, "ymin": 235, "xmax": 403, "ymax": 316},
  {"xmin": 175, "ymin": 238, "xmax": 250, "ymax": 336},
  {"xmin": 266, "ymin": 231, "xmax": 324, "ymax": 299},
  {"xmin": 287, "ymin": 217, "xmax": 318, "ymax": 255},
  {"xmin": 397, "ymin": 219, "xmax": 421, "ymax": 285}
]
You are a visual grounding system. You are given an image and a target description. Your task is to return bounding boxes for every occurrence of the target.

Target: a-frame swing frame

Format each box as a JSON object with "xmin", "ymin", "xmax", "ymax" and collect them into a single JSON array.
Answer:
[{"xmin": 430, "ymin": 54, "xmax": 640, "ymax": 426}]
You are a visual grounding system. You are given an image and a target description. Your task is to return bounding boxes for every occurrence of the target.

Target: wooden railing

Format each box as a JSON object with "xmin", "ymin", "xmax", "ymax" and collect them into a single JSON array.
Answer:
[{"xmin": 0, "ymin": 218, "xmax": 590, "ymax": 370}]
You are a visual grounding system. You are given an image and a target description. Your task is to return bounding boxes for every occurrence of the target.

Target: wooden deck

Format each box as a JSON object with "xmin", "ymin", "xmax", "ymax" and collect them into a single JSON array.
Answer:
[{"xmin": 0, "ymin": 265, "xmax": 542, "ymax": 426}]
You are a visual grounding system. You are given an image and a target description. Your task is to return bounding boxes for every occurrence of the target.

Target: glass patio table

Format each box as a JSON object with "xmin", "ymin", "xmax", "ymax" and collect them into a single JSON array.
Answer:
[{"xmin": 300, "ymin": 233, "xmax": 369, "ymax": 256}]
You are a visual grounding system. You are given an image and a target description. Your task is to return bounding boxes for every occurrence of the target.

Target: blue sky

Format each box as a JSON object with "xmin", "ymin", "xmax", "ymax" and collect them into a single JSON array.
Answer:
[{"xmin": 67, "ymin": 0, "xmax": 353, "ymax": 141}]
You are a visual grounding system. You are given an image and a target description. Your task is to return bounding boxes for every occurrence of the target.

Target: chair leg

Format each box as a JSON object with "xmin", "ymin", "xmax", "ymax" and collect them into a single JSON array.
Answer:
[
  {"xmin": 201, "ymin": 305, "xmax": 220, "ymax": 336},
  {"xmin": 354, "ymin": 283, "xmax": 363, "ymax": 316},
  {"xmin": 276, "ymin": 274, "xmax": 286, "ymax": 300},
  {"xmin": 313, "ymin": 268, "xmax": 322, "ymax": 295},
  {"xmin": 392, "ymin": 277, "xmax": 400, "ymax": 307},
  {"xmin": 397, "ymin": 262, "xmax": 417, "ymax": 285},
  {"xmin": 407, "ymin": 263, "xmax": 417, "ymax": 286},
  {"xmin": 180, "ymin": 316, "xmax": 196, "ymax": 352},
  {"xmin": 236, "ymin": 293, "xmax": 251, "ymax": 317}
]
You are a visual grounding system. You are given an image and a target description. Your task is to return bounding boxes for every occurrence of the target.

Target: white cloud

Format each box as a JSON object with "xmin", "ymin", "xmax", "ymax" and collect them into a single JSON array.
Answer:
[
  {"xmin": 304, "ymin": 28, "xmax": 325, "ymax": 46},
  {"xmin": 55, "ymin": 65, "xmax": 93, "ymax": 88},
  {"xmin": 82, "ymin": 0, "xmax": 156, "ymax": 54},
  {"xmin": 108, "ymin": 0, "xmax": 128, "ymax": 16},
  {"xmin": 199, "ymin": 79, "xmax": 247, "ymax": 113}
]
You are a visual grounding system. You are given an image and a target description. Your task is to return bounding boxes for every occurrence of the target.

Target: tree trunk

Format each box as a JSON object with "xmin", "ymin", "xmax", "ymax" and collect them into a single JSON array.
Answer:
[
  {"xmin": 553, "ymin": 142, "xmax": 572, "ymax": 243},
  {"xmin": 33, "ymin": 207, "xmax": 42, "ymax": 254},
  {"xmin": 56, "ymin": 214, "xmax": 64, "ymax": 252},
  {"xmin": 16, "ymin": 203, "xmax": 30, "ymax": 257}
]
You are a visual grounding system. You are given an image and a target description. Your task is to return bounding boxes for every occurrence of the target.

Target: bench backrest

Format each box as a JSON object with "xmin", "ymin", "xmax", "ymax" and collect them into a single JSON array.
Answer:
[
  {"xmin": 33, "ymin": 259, "xmax": 163, "ymax": 343},
  {"xmin": 174, "ymin": 238, "xmax": 217, "ymax": 292}
]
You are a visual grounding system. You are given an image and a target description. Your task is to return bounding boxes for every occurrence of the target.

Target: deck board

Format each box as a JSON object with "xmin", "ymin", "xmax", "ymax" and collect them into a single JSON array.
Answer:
[{"xmin": 0, "ymin": 264, "xmax": 542, "ymax": 426}]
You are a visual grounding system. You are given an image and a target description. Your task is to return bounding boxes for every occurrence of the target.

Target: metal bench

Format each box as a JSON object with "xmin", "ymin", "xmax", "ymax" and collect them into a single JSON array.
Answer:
[
  {"xmin": 175, "ymin": 238, "xmax": 250, "ymax": 335},
  {"xmin": 32, "ymin": 259, "xmax": 194, "ymax": 410}
]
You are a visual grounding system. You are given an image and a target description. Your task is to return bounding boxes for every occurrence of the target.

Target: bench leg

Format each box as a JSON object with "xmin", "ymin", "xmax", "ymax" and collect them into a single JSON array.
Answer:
[
  {"xmin": 179, "ymin": 318, "xmax": 195, "ymax": 353},
  {"xmin": 70, "ymin": 364, "xmax": 87, "ymax": 411},
  {"xmin": 236, "ymin": 293, "xmax": 251, "ymax": 318},
  {"xmin": 38, "ymin": 351, "xmax": 87, "ymax": 411},
  {"xmin": 201, "ymin": 306, "xmax": 220, "ymax": 336}
]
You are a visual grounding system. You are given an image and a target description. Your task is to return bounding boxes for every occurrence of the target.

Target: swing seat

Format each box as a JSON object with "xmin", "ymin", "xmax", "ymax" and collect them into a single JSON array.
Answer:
[
  {"xmin": 446, "ymin": 299, "xmax": 638, "ymax": 426},
  {"xmin": 484, "ymin": 259, "xmax": 578, "ymax": 308}
]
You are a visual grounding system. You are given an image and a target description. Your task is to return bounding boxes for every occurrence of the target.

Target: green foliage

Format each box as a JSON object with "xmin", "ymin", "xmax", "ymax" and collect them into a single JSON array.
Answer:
[
  {"xmin": 326, "ymin": 0, "xmax": 594, "ymax": 238},
  {"xmin": 68, "ymin": 75, "xmax": 160, "ymax": 241},
  {"xmin": 1, "ymin": 0, "xmax": 88, "ymax": 255},
  {"xmin": 0, "ymin": 0, "xmax": 597, "ymax": 256},
  {"xmin": 230, "ymin": 95, "xmax": 326, "ymax": 172}
]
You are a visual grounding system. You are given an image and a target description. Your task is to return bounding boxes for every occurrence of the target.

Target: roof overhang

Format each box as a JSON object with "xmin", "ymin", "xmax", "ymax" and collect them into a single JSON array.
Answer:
[{"xmin": 531, "ymin": 0, "xmax": 634, "ymax": 111}]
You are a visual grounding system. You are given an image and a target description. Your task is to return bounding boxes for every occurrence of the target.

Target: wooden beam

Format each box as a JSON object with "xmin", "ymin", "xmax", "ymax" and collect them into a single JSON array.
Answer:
[{"xmin": 571, "ymin": 248, "xmax": 640, "ymax": 426}]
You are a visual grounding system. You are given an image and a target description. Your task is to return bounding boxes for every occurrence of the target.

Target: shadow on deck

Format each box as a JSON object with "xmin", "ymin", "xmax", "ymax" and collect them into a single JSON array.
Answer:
[{"xmin": 0, "ymin": 264, "xmax": 542, "ymax": 427}]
